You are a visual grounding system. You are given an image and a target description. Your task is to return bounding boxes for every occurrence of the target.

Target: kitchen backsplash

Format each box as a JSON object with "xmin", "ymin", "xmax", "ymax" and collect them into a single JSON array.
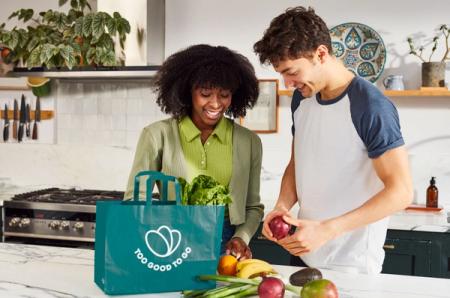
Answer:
[{"xmin": 56, "ymin": 79, "xmax": 165, "ymax": 147}]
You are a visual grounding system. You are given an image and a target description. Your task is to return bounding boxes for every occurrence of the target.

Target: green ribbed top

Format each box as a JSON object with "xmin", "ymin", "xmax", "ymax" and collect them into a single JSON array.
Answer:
[{"xmin": 178, "ymin": 116, "xmax": 233, "ymax": 187}]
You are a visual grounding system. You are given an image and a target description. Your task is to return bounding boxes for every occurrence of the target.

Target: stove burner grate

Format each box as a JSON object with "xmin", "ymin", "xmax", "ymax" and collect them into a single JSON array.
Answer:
[{"xmin": 11, "ymin": 188, "xmax": 124, "ymax": 205}]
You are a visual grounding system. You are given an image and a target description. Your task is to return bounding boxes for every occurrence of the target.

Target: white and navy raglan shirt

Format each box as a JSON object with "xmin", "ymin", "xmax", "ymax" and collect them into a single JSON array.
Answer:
[{"xmin": 291, "ymin": 76, "xmax": 404, "ymax": 274}]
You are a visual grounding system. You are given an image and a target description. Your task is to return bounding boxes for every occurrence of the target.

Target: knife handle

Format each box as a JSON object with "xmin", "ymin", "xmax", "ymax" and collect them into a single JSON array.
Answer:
[
  {"xmin": 26, "ymin": 124, "xmax": 30, "ymax": 138},
  {"xmin": 18, "ymin": 124, "xmax": 24, "ymax": 142},
  {"xmin": 32, "ymin": 122, "xmax": 38, "ymax": 140},
  {"xmin": 3, "ymin": 124, "xmax": 9, "ymax": 142},
  {"xmin": 12, "ymin": 121, "xmax": 17, "ymax": 139}
]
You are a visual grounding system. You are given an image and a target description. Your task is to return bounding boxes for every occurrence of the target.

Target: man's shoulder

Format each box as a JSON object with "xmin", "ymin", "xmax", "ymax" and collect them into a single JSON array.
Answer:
[
  {"xmin": 348, "ymin": 77, "xmax": 389, "ymax": 105},
  {"xmin": 291, "ymin": 89, "xmax": 309, "ymax": 113}
]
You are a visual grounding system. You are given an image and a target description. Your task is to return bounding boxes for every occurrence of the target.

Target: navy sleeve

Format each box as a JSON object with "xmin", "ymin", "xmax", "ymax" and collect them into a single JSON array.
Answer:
[
  {"xmin": 349, "ymin": 78, "xmax": 404, "ymax": 158},
  {"xmin": 291, "ymin": 89, "xmax": 302, "ymax": 136}
]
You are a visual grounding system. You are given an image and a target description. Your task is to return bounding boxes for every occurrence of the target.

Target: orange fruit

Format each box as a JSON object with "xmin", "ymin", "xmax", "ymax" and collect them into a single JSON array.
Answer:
[{"xmin": 217, "ymin": 255, "xmax": 238, "ymax": 276}]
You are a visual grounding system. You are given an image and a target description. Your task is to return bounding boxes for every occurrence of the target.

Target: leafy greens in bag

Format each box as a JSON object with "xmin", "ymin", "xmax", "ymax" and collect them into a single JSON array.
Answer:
[{"xmin": 178, "ymin": 175, "xmax": 232, "ymax": 206}]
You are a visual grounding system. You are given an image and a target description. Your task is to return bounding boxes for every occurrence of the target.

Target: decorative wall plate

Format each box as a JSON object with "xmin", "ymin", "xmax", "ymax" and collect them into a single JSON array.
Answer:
[{"xmin": 329, "ymin": 22, "xmax": 386, "ymax": 83}]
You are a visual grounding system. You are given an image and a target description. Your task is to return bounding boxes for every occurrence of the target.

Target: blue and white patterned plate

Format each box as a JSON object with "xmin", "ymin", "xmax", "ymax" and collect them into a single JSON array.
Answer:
[{"xmin": 329, "ymin": 22, "xmax": 386, "ymax": 83}]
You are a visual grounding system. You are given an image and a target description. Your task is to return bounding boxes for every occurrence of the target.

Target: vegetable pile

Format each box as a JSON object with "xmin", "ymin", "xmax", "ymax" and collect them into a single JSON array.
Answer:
[
  {"xmin": 182, "ymin": 266, "xmax": 339, "ymax": 298},
  {"xmin": 178, "ymin": 175, "xmax": 232, "ymax": 206}
]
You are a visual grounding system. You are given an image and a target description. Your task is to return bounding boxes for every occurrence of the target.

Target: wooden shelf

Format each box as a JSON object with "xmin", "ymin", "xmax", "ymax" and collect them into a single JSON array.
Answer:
[
  {"xmin": 278, "ymin": 89, "xmax": 450, "ymax": 97},
  {"xmin": 0, "ymin": 110, "xmax": 53, "ymax": 120},
  {"xmin": 278, "ymin": 89, "xmax": 294, "ymax": 96},
  {"xmin": 0, "ymin": 86, "xmax": 30, "ymax": 91},
  {"xmin": 384, "ymin": 89, "xmax": 450, "ymax": 97}
]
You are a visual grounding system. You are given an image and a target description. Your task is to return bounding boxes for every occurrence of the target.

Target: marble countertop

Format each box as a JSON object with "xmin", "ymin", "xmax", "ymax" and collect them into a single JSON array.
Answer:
[
  {"xmin": 1, "ymin": 243, "xmax": 450, "ymax": 298},
  {"xmin": 388, "ymin": 209, "xmax": 450, "ymax": 232}
]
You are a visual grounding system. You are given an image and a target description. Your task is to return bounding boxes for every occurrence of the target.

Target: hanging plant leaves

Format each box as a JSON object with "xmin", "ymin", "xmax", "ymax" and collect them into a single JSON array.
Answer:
[
  {"xmin": 92, "ymin": 13, "xmax": 106, "ymax": 38},
  {"xmin": 27, "ymin": 36, "xmax": 39, "ymax": 52},
  {"xmin": 53, "ymin": 12, "xmax": 68, "ymax": 31},
  {"xmin": 59, "ymin": 44, "xmax": 76, "ymax": 69},
  {"xmin": 9, "ymin": 9, "xmax": 34, "ymax": 23},
  {"xmin": 86, "ymin": 47, "xmax": 96, "ymax": 65},
  {"xmin": 101, "ymin": 49, "xmax": 117, "ymax": 66},
  {"xmin": 9, "ymin": 31, "xmax": 20, "ymax": 49},
  {"xmin": 0, "ymin": 0, "xmax": 129, "ymax": 68},
  {"xmin": 74, "ymin": 17, "xmax": 83, "ymax": 36},
  {"xmin": 40, "ymin": 44, "xmax": 56, "ymax": 62},
  {"xmin": 82, "ymin": 14, "xmax": 93, "ymax": 37},
  {"xmin": 27, "ymin": 45, "xmax": 43, "ymax": 68},
  {"xmin": 106, "ymin": 18, "xmax": 117, "ymax": 35},
  {"xmin": 17, "ymin": 29, "xmax": 29, "ymax": 48}
]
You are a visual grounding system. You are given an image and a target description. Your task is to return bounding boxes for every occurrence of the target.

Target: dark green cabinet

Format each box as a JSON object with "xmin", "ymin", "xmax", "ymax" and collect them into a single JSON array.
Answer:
[
  {"xmin": 383, "ymin": 229, "xmax": 450, "ymax": 278},
  {"xmin": 249, "ymin": 224, "xmax": 450, "ymax": 278},
  {"xmin": 382, "ymin": 237, "xmax": 432, "ymax": 276}
]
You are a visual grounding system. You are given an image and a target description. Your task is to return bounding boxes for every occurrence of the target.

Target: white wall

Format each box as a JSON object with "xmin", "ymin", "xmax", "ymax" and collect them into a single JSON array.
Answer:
[
  {"xmin": 165, "ymin": 0, "xmax": 450, "ymax": 88},
  {"xmin": 1, "ymin": 0, "xmax": 450, "ymax": 211}
]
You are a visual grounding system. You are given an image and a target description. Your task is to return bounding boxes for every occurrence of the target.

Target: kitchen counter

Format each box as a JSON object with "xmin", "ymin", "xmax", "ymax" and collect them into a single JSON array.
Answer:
[
  {"xmin": 1, "ymin": 243, "xmax": 450, "ymax": 298},
  {"xmin": 388, "ymin": 209, "xmax": 450, "ymax": 232}
]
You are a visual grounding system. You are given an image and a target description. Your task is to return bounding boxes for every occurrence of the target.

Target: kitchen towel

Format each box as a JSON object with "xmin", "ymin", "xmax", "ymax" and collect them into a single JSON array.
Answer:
[{"xmin": 94, "ymin": 171, "xmax": 224, "ymax": 295}]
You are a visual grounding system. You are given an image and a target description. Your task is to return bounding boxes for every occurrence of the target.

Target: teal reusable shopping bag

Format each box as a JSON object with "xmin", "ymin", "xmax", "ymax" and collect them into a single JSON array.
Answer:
[{"xmin": 94, "ymin": 171, "xmax": 224, "ymax": 295}]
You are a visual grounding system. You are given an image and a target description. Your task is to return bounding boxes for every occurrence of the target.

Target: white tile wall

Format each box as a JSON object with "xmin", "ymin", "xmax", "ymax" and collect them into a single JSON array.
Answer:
[{"xmin": 56, "ymin": 79, "xmax": 165, "ymax": 148}]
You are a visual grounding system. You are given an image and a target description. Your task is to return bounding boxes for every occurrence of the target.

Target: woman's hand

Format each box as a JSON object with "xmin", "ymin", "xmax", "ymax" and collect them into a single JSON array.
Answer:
[{"xmin": 225, "ymin": 237, "xmax": 252, "ymax": 260}]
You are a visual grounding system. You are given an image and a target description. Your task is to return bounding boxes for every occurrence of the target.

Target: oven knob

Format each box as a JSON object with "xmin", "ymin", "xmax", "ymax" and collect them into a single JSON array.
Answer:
[
  {"xmin": 9, "ymin": 217, "xmax": 21, "ymax": 227},
  {"xmin": 60, "ymin": 221, "xmax": 70, "ymax": 230},
  {"xmin": 73, "ymin": 222, "xmax": 84, "ymax": 231},
  {"xmin": 19, "ymin": 218, "xmax": 31, "ymax": 228},
  {"xmin": 49, "ymin": 220, "xmax": 61, "ymax": 230}
]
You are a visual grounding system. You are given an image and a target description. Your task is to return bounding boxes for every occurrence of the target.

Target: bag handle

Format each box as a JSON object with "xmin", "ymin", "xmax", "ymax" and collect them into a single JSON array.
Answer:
[{"xmin": 133, "ymin": 170, "xmax": 181, "ymax": 205}]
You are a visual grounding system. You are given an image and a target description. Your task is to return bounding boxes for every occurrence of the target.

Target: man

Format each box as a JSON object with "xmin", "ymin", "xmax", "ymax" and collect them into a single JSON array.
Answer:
[{"xmin": 253, "ymin": 7, "xmax": 413, "ymax": 274}]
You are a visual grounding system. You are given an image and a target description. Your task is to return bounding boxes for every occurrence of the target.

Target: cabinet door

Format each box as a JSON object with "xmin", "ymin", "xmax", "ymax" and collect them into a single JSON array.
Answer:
[
  {"xmin": 435, "ymin": 235, "xmax": 450, "ymax": 278},
  {"xmin": 248, "ymin": 224, "xmax": 291, "ymax": 265},
  {"xmin": 382, "ymin": 238, "xmax": 432, "ymax": 276}
]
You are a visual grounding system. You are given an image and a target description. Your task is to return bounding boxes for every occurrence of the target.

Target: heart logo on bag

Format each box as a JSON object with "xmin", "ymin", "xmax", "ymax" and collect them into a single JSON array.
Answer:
[{"xmin": 145, "ymin": 225, "xmax": 181, "ymax": 258}]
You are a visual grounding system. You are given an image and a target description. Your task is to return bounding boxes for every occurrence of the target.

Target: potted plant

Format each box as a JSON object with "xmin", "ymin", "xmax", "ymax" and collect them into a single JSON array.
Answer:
[
  {"xmin": 0, "ymin": 0, "xmax": 130, "ymax": 70},
  {"xmin": 407, "ymin": 25, "xmax": 450, "ymax": 88}
]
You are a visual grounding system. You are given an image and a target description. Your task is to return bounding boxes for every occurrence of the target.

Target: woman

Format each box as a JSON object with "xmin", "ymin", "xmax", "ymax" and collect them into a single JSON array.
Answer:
[{"xmin": 124, "ymin": 44, "xmax": 264, "ymax": 259}]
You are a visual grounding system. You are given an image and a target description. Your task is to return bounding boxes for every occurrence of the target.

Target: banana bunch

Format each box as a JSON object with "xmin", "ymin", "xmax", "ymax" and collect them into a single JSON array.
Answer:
[{"xmin": 235, "ymin": 258, "xmax": 276, "ymax": 278}]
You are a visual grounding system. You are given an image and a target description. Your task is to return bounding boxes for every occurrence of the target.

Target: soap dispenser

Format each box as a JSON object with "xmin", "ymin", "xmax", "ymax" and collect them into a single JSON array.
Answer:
[{"xmin": 426, "ymin": 177, "xmax": 439, "ymax": 208}]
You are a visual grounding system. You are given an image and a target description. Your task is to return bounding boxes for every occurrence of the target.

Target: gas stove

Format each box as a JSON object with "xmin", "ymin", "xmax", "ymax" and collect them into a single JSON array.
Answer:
[{"xmin": 3, "ymin": 188, "xmax": 124, "ymax": 247}]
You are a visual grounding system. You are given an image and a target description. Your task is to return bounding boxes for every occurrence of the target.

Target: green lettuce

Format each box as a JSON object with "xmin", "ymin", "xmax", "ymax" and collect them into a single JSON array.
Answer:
[{"xmin": 178, "ymin": 175, "xmax": 232, "ymax": 206}]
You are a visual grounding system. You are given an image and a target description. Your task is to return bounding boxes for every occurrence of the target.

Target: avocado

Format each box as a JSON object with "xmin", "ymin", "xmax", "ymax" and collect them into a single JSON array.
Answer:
[{"xmin": 289, "ymin": 267, "xmax": 323, "ymax": 286}]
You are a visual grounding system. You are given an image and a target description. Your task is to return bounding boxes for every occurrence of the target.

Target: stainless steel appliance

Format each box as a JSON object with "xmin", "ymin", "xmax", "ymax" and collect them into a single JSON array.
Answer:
[{"xmin": 3, "ymin": 188, "xmax": 123, "ymax": 248}]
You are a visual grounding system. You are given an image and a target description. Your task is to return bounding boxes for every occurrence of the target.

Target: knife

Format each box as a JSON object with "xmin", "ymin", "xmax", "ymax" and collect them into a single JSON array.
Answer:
[
  {"xmin": 26, "ymin": 103, "xmax": 31, "ymax": 138},
  {"xmin": 32, "ymin": 97, "xmax": 40, "ymax": 140},
  {"xmin": 3, "ymin": 104, "xmax": 9, "ymax": 142},
  {"xmin": 12, "ymin": 99, "xmax": 18, "ymax": 139},
  {"xmin": 18, "ymin": 94, "xmax": 26, "ymax": 142}
]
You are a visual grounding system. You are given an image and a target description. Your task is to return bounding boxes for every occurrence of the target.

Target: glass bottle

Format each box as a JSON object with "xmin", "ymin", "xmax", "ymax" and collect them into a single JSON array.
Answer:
[{"xmin": 426, "ymin": 177, "xmax": 438, "ymax": 208}]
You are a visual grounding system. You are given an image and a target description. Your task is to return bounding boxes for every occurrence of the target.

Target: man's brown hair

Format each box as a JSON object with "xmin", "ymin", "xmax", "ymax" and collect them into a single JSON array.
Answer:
[{"xmin": 254, "ymin": 6, "xmax": 332, "ymax": 66}]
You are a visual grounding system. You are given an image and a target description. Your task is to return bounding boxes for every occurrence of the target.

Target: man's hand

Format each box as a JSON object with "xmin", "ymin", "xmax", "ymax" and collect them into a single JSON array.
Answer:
[
  {"xmin": 278, "ymin": 216, "xmax": 337, "ymax": 256},
  {"xmin": 225, "ymin": 237, "xmax": 252, "ymax": 260},
  {"xmin": 262, "ymin": 208, "xmax": 290, "ymax": 242}
]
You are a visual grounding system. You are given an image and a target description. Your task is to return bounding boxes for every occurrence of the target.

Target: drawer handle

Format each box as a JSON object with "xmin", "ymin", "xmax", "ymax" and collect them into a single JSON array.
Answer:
[{"xmin": 383, "ymin": 244, "xmax": 395, "ymax": 250}]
